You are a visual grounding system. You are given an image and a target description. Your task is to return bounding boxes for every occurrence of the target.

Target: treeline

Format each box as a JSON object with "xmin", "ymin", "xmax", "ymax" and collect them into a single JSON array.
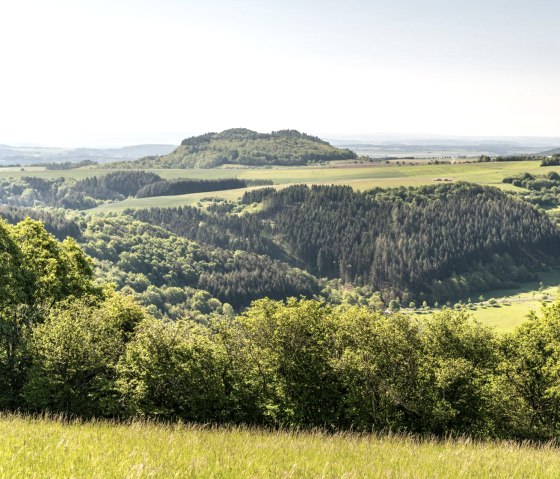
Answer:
[
  {"xmin": 135, "ymin": 178, "xmax": 272, "ymax": 198},
  {"xmin": 478, "ymin": 154, "xmax": 543, "ymax": 162},
  {"xmin": 0, "ymin": 206, "xmax": 80, "ymax": 240},
  {"xmin": 504, "ymin": 171, "xmax": 560, "ymax": 209},
  {"xmin": 119, "ymin": 128, "xmax": 357, "ymax": 169},
  {"xmin": 73, "ymin": 171, "xmax": 162, "ymax": 200},
  {"xmin": 0, "ymin": 171, "xmax": 270, "ymax": 209},
  {"xmin": 244, "ymin": 184, "xmax": 560, "ymax": 302},
  {"xmin": 503, "ymin": 171, "xmax": 560, "ymax": 190},
  {"xmin": 541, "ymin": 155, "xmax": 560, "ymax": 166},
  {"xmin": 32, "ymin": 159, "xmax": 98, "ymax": 170},
  {"xmin": 6, "ymin": 263, "xmax": 560, "ymax": 440}
]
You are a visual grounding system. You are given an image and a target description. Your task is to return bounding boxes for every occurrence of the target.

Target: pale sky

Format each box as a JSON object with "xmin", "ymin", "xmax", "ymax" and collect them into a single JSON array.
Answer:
[{"xmin": 1, "ymin": 0, "xmax": 559, "ymax": 146}]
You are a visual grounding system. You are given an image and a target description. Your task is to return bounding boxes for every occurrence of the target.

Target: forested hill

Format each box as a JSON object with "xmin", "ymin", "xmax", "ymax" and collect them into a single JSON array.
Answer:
[
  {"xmin": 255, "ymin": 183, "xmax": 560, "ymax": 300},
  {"xmin": 126, "ymin": 183, "xmax": 560, "ymax": 304},
  {"xmin": 115, "ymin": 128, "xmax": 357, "ymax": 168}
]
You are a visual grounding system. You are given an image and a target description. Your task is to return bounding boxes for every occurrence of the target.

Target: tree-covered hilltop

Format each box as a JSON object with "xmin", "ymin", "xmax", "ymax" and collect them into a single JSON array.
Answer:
[
  {"xmin": 255, "ymin": 183, "xmax": 559, "ymax": 301},
  {"xmin": 116, "ymin": 128, "xmax": 357, "ymax": 168}
]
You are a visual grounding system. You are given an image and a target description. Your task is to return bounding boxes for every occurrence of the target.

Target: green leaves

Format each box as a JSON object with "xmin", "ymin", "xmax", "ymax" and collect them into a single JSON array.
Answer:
[{"xmin": 117, "ymin": 317, "xmax": 229, "ymax": 421}]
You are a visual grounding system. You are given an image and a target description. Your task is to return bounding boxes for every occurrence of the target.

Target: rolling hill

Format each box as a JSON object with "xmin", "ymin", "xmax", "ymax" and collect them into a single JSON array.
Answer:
[
  {"xmin": 121, "ymin": 128, "xmax": 357, "ymax": 168},
  {"xmin": 540, "ymin": 147, "xmax": 560, "ymax": 156}
]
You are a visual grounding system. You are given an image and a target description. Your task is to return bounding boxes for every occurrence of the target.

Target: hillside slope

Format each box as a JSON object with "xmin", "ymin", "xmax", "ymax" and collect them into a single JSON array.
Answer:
[
  {"xmin": 124, "ymin": 128, "xmax": 357, "ymax": 168},
  {"xmin": 128, "ymin": 183, "xmax": 560, "ymax": 303},
  {"xmin": 540, "ymin": 148, "xmax": 560, "ymax": 155}
]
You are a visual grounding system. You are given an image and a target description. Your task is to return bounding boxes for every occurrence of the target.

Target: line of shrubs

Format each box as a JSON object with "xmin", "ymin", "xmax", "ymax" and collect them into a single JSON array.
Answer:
[{"xmin": 11, "ymin": 294, "xmax": 560, "ymax": 440}]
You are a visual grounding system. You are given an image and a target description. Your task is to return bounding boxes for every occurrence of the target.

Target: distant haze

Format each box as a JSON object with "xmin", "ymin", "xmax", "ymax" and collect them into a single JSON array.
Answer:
[{"xmin": 1, "ymin": 1, "xmax": 560, "ymax": 146}]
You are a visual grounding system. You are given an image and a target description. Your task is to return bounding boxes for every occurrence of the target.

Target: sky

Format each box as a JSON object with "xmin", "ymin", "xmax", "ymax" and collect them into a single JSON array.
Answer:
[{"xmin": 1, "ymin": 0, "xmax": 559, "ymax": 146}]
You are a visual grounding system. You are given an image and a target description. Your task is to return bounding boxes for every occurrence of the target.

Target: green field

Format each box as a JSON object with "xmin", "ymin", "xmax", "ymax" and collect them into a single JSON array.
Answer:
[
  {"xmin": 3, "ymin": 160, "xmax": 560, "ymax": 212},
  {"xmin": 0, "ymin": 415, "xmax": 558, "ymax": 478},
  {"xmin": 81, "ymin": 160, "xmax": 560, "ymax": 211},
  {"xmin": 408, "ymin": 270, "xmax": 560, "ymax": 333},
  {"xmin": 468, "ymin": 271, "xmax": 560, "ymax": 331},
  {"xmin": 6, "ymin": 160, "xmax": 559, "ymax": 184}
]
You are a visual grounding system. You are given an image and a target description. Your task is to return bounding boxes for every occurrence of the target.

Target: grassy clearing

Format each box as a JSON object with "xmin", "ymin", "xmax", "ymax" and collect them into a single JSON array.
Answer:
[
  {"xmin": 0, "ymin": 415, "xmax": 559, "ymax": 478},
  {"xmin": 91, "ymin": 186, "xmax": 272, "ymax": 212},
  {"xmin": 5, "ymin": 160, "xmax": 559, "ymax": 211},
  {"xmin": 409, "ymin": 270, "xmax": 560, "ymax": 333},
  {"xmin": 469, "ymin": 270, "xmax": 560, "ymax": 332},
  {"xmin": 85, "ymin": 160, "xmax": 560, "ymax": 211}
]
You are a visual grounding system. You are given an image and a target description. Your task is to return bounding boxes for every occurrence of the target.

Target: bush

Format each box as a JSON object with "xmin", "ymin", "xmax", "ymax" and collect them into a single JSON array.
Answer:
[
  {"xmin": 117, "ymin": 317, "xmax": 230, "ymax": 421},
  {"xmin": 24, "ymin": 293, "xmax": 144, "ymax": 416}
]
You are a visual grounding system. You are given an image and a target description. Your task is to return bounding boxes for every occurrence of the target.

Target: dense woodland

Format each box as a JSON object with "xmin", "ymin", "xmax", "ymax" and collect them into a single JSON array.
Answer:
[
  {"xmin": 0, "ymin": 222, "xmax": 560, "ymax": 439},
  {"xmin": 118, "ymin": 129, "xmax": 357, "ymax": 168},
  {"xmin": 0, "ymin": 161, "xmax": 559, "ymax": 439},
  {"xmin": 0, "ymin": 179, "xmax": 558, "ymax": 312},
  {"xmin": 135, "ymin": 178, "xmax": 271, "ymax": 198},
  {"xmin": 79, "ymin": 215, "xmax": 318, "ymax": 314},
  {"xmin": 131, "ymin": 183, "xmax": 559, "ymax": 304},
  {"xmin": 263, "ymin": 184, "xmax": 558, "ymax": 301}
]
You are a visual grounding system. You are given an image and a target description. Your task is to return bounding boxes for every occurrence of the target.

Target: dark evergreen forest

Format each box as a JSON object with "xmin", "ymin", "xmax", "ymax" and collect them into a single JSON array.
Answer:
[{"xmin": 132, "ymin": 183, "xmax": 560, "ymax": 303}]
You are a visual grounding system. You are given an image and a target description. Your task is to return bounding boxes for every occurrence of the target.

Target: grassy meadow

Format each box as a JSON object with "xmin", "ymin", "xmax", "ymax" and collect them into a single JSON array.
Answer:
[
  {"xmin": 4, "ymin": 159, "xmax": 560, "ymax": 212},
  {"xmin": 407, "ymin": 270, "xmax": 560, "ymax": 333},
  {"xmin": 0, "ymin": 415, "xmax": 559, "ymax": 478},
  {"xmin": 86, "ymin": 160, "xmax": 559, "ymax": 211}
]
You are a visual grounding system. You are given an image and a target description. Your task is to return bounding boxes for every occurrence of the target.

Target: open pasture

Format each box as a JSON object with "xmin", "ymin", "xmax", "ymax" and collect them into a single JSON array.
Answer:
[
  {"xmin": 410, "ymin": 270, "xmax": 560, "ymax": 333},
  {"xmin": 3, "ymin": 159, "xmax": 559, "ymax": 187},
  {"xmin": 0, "ymin": 415, "xmax": 558, "ymax": 478},
  {"xmin": 83, "ymin": 160, "xmax": 560, "ymax": 211}
]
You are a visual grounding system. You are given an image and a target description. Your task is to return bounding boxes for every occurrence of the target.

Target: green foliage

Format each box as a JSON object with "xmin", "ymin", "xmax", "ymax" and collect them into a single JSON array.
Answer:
[
  {"xmin": 24, "ymin": 295, "xmax": 129, "ymax": 416},
  {"xmin": 501, "ymin": 301, "xmax": 560, "ymax": 438},
  {"xmin": 503, "ymin": 171, "xmax": 560, "ymax": 208},
  {"xmin": 541, "ymin": 155, "xmax": 560, "ymax": 167},
  {"xmin": 82, "ymin": 214, "xmax": 319, "ymax": 314},
  {"xmin": 2, "ymin": 267, "xmax": 560, "ymax": 440},
  {"xmin": 0, "ymin": 206, "xmax": 80, "ymax": 240},
  {"xmin": 0, "ymin": 171, "xmax": 271, "ymax": 210},
  {"xmin": 333, "ymin": 308, "xmax": 426, "ymax": 431},
  {"xmin": 389, "ymin": 299, "xmax": 400, "ymax": 312},
  {"xmin": 136, "ymin": 178, "xmax": 271, "ymax": 198},
  {"xmin": 232, "ymin": 298, "xmax": 343, "ymax": 427},
  {"xmin": 11, "ymin": 219, "xmax": 99, "ymax": 306},
  {"xmin": 420, "ymin": 311, "xmax": 505, "ymax": 435},
  {"xmin": 264, "ymin": 184, "xmax": 557, "ymax": 301},
  {"xmin": 0, "ymin": 218, "xmax": 101, "ymax": 408},
  {"xmin": 120, "ymin": 129, "xmax": 357, "ymax": 168},
  {"xmin": 117, "ymin": 317, "xmax": 229, "ymax": 421}
]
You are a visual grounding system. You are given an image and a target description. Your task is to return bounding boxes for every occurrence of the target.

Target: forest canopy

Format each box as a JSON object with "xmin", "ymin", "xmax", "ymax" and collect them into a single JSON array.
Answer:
[{"xmin": 117, "ymin": 128, "xmax": 357, "ymax": 168}]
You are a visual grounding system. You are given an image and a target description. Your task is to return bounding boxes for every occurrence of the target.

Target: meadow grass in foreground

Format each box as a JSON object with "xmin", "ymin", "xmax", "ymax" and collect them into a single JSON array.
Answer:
[{"xmin": 0, "ymin": 415, "xmax": 559, "ymax": 478}]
